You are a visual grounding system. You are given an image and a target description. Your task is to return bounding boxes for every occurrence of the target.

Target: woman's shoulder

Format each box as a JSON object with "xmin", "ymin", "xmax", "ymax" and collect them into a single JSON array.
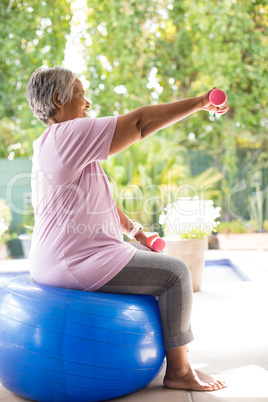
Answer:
[{"xmin": 54, "ymin": 117, "xmax": 96, "ymax": 133}]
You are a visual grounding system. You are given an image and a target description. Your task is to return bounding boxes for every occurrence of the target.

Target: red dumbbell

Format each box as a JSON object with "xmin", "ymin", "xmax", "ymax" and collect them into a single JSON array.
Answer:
[
  {"xmin": 145, "ymin": 234, "xmax": 166, "ymax": 252},
  {"xmin": 209, "ymin": 89, "xmax": 228, "ymax": 114}
]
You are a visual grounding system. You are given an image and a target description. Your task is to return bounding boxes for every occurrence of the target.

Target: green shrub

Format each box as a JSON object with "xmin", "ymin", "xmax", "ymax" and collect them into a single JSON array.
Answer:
[
  {"xmin": 21, "ymin": 212, "xmax": 34, "ymax": 235},
  {"xmin": 0, "ymin": 199, "xmax": 13, "ymax": 248},
  {"xmin": 217, "ymin": 220, "xmax": 254, "ymax": 234},
  {"xmin": 0, "ymin": 199, "xmax": 12, "ymax": 227},
  {"xmin": 263, "ymin": 220, "xmax": 268, "ymax": 232}
]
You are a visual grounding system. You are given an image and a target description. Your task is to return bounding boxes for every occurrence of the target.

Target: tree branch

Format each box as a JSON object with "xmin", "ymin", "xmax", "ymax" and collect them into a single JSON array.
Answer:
[{"xmin": 6, "ymin": 0, "xmax": 15, "ymax": 13}]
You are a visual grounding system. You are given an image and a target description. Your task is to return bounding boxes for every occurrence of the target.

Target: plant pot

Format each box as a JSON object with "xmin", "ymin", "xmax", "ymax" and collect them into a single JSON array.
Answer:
[
  {"xmin": 18, "ymin": 234, "xmax": 32, "ymax": 259},
  {"xmin": 163, "ymin": 237, "xmax": 208, "ymax": 292}
]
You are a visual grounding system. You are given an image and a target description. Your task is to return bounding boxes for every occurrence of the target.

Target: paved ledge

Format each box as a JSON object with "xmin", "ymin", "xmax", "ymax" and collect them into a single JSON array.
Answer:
[{"xmin": 217, "ymin": 233, "xmax": 268, "ymax": 250}]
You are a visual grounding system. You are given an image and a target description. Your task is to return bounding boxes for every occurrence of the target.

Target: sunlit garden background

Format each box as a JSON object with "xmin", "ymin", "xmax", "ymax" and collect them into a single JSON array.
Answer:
[{"xmin": 0, "ymin": 0, "xmax": 267, "ymax": 258}]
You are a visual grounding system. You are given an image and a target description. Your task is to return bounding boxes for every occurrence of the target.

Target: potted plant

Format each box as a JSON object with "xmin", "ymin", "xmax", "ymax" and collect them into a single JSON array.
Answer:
[{"xmin": 159, "ymin": 196, "xmax": 221, "ymax": 291}]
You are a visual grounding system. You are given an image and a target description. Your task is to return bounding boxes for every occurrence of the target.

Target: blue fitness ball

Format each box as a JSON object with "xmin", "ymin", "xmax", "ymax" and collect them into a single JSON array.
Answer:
[{"xmin": 0, "ymin": 274, "xmax": 165, "ymax": 402}]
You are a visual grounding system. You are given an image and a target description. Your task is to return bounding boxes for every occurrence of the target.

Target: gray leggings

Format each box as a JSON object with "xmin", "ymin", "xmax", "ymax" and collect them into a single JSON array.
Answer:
[{"xmin": 96, "ymin": 243, "xmax": 194, "ymax": 350}]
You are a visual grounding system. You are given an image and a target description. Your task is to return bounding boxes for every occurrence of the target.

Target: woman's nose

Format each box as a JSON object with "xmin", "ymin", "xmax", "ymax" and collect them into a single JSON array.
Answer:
[{"xmin": 85, "ymin": 97, "xmax": 91, "ymax": 107}]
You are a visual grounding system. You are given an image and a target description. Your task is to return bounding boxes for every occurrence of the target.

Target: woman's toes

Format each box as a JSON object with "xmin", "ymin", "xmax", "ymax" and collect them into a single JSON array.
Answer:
[
  {"xmin": 210, "ymin": 380, "xmax": 224, "ymax": 390},
  {"xmin": 214, "ymin": 381, "xmax": 223, "ymax": 388},
  {"xmin": 202, "ymin": 382, "xmax": 214, "ymax": 391},
  {"xmin": 209, "ymin": 381, "xmax": 219, "ymax": 390}
]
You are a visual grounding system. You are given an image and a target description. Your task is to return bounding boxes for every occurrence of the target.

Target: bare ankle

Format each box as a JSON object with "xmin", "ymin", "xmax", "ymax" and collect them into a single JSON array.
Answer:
[
  {"xmin": 175, "ymin": 365, "xmax": 191, "ymax": 378},
  {"xmin": 165, "ymin": 345, "xmax": 191, "ymax": 380},
  {"xmin": 165, "ymin": 364, "xmax": 191, "ymax": 380}
]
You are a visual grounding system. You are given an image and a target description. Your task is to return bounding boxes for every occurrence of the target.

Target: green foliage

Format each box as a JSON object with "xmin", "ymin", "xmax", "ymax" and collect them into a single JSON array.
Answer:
[
  {"xmin": 84, "ymin": 0, "xmax": 267, "ymax": 226},
  {"xmin": 0, "ymin": 0, "xmax": 73, "ymax": 158},
  {"xmin": 102, "ymin": 135, "xmax": 189, "ymax": 227},
  {"xmin": 84, "ymin": 0, "xmax": 267, "ymax": 139},
  {"xmin": 217, "ymin": 220, "xmax": 254, "ymax": 234},
  {"xmin": 15, "ymin": 211, "xmax": 35, "ymax": 235},
  {"xmin": 176, "ymin": 228, "xmax": 215, "ymax": 240},
  {"xmin": 101, "ymin": 135, "xmax": 223, "ymax": 231},
  {"xmin": 0, "ymin": 198, "xmax": 13, "ymax": 247},
  {"xmin": 0, "ymin": 199, "xmax": 12, "ymax": 227},
  {"xmin": 1, "ymin": 0, "xmax": 267, "ymax": 232},
  {"xmin": 83, "ymin": 0, "xmax": 161, "ymax": 116}
]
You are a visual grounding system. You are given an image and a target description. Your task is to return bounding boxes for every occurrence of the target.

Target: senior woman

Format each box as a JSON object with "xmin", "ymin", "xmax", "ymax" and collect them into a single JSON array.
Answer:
[{"xmin": 26, "ymin": 66, "xmax": 228, "ymax": 392}]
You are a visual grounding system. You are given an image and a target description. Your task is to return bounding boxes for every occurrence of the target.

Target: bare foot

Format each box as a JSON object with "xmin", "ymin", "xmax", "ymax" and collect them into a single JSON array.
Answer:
[
  {"xmin": 164, "ymin": 366, "xmax": 227, "ymax": 392},
  {"xmin": 195, "ymin": 369, "xmax": 226, "ymax": 390}
]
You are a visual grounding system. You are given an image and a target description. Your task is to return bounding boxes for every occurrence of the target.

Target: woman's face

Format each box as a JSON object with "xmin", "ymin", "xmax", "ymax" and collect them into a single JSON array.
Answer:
[{"xmin": 53, "ymin": 78, "xmax": 91, "ymax": 122}]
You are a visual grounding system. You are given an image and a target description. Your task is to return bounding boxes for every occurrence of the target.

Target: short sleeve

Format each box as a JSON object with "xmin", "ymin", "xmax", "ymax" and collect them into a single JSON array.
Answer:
[{"xmin": 54, "ymin": 116, "xmax": 117, "ymax": 172}]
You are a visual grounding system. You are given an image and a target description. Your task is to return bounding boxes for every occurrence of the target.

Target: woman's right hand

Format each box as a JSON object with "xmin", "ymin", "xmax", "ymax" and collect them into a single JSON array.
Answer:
[
  {"xmin": 200, "ymin": 87, "xmax": 229, "ymax": 113},
  {"xmin": 134, "ymin": 231, "xmax": 159, "ymax": 251}
]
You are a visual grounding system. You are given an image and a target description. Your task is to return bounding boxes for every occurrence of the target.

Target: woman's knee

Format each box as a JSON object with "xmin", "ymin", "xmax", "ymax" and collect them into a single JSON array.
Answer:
[{"xmin": 167, "ymin": 257, "xmax": 192, "ymax": 284}]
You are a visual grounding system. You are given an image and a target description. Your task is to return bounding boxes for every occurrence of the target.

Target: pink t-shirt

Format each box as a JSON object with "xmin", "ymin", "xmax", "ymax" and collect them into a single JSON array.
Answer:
[{"xmin": 29, "ymin": 116, "xmax": 137, "ymax": 291}]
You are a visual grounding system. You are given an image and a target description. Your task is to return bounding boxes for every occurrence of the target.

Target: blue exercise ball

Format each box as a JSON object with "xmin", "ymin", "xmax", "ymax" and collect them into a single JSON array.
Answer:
[{"xmin": 0, "ymin": 275, "xmax": 165, "ymax": 402}]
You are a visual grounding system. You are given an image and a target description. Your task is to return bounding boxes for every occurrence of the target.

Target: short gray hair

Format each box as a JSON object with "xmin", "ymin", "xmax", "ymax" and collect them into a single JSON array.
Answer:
[{"xmin": 26, "ymin": 66, "xmax": 78, "ymax": 125}]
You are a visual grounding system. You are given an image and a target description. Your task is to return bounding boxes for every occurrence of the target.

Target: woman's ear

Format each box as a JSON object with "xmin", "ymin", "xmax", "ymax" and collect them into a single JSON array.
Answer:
[{"xmin": 52, "ymin": 93, "xmax": 62, "ymax": 108}]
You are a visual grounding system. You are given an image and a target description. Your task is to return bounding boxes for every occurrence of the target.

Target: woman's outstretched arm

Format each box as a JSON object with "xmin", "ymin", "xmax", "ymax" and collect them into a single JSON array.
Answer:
[
  {"xmin": 109, "ymin": 88, "xmax": 228, "ymax": 156},
  {"xmin": 137, "ymin": 96, "xmax": 203, "ymax": 139}
]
